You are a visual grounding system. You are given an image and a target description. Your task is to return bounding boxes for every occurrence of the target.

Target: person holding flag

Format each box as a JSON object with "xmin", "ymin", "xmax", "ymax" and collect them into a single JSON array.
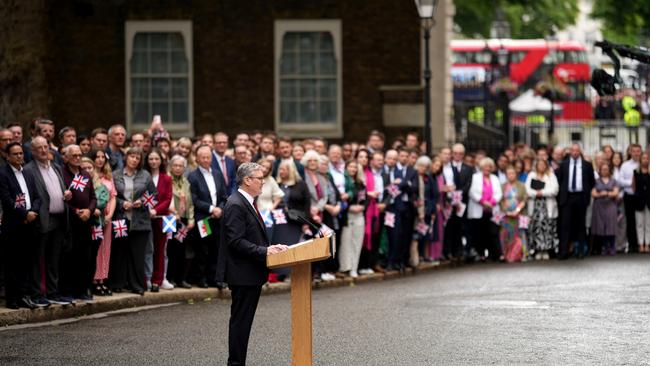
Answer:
[
  {"xmin": 110, "ymin": 147, "xmax": 157, "ymax": 295},
  {"xmin": 144, "ymin": 148, "xmax": 173, "ymax": 292},
  {"xmin": 167, "ymin": 155, "xmax": 195, "ymax": 289},
  {"xmin": 188, "ymin": 145, "xmax": 228, "ymax": 288},
  {"xmin": 61, "ymin": 145, "xmax": 97, "ymax": 302}
]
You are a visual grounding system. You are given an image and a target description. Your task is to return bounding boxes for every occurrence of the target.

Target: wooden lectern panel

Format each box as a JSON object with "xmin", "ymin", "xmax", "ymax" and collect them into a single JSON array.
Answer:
[
  {"xmin": 267, "ymin": 236, "xmax": 331, "ymax": 269},
  {"xmin": 291, "ymin": 262, "xmax": 312, "ymax": 366}
]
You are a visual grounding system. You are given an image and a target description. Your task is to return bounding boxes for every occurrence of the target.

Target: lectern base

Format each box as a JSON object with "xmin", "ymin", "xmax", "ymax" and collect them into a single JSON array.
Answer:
[{"xmin": 291, "ymin": 262, "xmax": 313, "ymax": 366}]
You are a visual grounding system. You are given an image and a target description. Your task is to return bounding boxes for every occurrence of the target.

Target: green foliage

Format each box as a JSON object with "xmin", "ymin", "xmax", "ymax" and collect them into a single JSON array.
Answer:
[
  {"xmin": 454, "ymin": 0, "xmax": 579, "ymax": 39},
  {"xmin": 591, "ymin": 0, "xmax": 650, "ymax": 45}
]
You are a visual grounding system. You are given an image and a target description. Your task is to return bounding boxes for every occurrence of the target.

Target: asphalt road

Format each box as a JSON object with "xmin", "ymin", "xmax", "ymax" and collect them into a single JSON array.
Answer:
[{"xmin": 2, "ymin": 256, "xmax": 650, "ymax": 365}]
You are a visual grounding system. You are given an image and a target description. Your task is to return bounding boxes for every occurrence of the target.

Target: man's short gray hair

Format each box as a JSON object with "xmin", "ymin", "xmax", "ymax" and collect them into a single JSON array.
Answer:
[{"xmin": 237, "ymin": 162, "xmax": 263, "ymax": 186}]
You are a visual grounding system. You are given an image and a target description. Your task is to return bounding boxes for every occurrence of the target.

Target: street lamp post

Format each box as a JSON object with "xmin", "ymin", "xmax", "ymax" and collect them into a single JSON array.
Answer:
[{"xmin": 415, "ymin": 0, "xmax": 439, "ymax": 156}]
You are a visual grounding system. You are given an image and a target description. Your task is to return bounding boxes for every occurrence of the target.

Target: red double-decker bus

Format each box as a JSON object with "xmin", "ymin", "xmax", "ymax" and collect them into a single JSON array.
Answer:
[{"xmin": 451, "ymin": 39, "xmax": 592, "ymax": 122}]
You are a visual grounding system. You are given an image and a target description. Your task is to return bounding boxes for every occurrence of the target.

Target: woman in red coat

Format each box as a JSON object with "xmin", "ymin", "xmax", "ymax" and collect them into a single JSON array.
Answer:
[{"xmin": 145, "ymin": 148, "xmax": 173, "ymax": 292}]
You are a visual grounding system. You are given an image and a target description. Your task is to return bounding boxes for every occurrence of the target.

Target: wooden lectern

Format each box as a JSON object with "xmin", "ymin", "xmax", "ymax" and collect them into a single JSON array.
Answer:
[{"xmin": 267, "ymin": 235, "xmax": 332, "ymax": 366}]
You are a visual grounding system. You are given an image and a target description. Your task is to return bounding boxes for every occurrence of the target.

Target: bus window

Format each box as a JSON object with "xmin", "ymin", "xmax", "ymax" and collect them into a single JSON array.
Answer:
[
  {"xmin": 509, "ymin": 51, "xmax": 527, "ymax": 63},
  {"xmin": 543, "ymin": 51, "xmax": 559, "ymax": 64},
  {"xmin": 566, "ymin": 82, "xmax": 587, "ymax": 101}
]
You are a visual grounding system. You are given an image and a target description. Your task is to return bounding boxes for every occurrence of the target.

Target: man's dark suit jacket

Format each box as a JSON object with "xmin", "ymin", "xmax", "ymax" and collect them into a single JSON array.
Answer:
[
  {"xmin": 217, "ymin": 191, "xmax": 269, "ymax": 287},
  {"xmin": 187, "ymin": 166, "xmax": 228, "ymax": 222},
  {"xmin": 443, "ymin": 162, "xmax": 473, "ymax": 204},
  {"xmin": 556, "ymin": 157, "xmax": 595, "ymax": 206},
  {"xmin": 211, "ymin": 152, "xmax": 237, "ymax": 195},
  {"xmin": 0, "ymin": 164, "xmax": 42, "ymax": 234}
]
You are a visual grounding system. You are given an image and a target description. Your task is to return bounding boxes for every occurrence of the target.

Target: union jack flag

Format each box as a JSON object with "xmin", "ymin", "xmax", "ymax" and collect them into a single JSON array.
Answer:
[
  {"xmin": 174, "ymin": 224, "xmax": 188, "ymax": 243},
  {"xmin": 491, "ymin": 209, "xmax": 505, "ymax": 225},
  {"xmin": 416, "ymin": 221, "xmax": 429, "ymax": 236},
  {"xmin": 91, "ymin": 225, "xmax": 104, "ymax": 241},
  {"xmin": 272, "ymin": 209, "xmax": 287, "ymax": 225},
  {"xmin": 69, "ymin": 174, "xmax": 89, "ymax": 192},
  {"xmin": 384, "ymin": 212, "xmax": 395, "ymax": 228},
  {"xmin": 518, "ymin": 215, "xmax": 530, "ymax": 229},
  {"xmin": 141, "ymin": 191, "xmax": 157, "ymax": 209},
  {"xmin": 14, "ymin": 193, "xmax": 26, "ymax": 209},
  {"xmin": 450, "ymin": 190, "xmax": 463, "ymax": 206},
  {"xmin": 113, "ymin": 219, "xmax": 128, "ymax": 238},
  {"xmin": 387, "ymin": 184, "xmax": 401, "ymax": 198}
]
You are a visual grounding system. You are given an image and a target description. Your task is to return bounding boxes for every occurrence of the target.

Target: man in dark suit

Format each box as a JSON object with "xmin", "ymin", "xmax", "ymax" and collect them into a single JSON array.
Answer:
[
  {"xmin": 217, "ymin": 162, "xmax": 288, "ymax": 366},
  {"xmin": 272, "ymin": 136, "xmax": 305, "ymax": 180},
  {"xmin": 384, "ymin": 149, "xmax": 416, "ymax": 271},
  {"xmin": 188, "ymin": 145, "xmax": 228, "ymax": 287},
  {"xmin": 556, "ymin": 143, "xmax": 595, "ymax": 259},
  {"xmin": 0, "ymin": 142, "xmax": 45, "ymax": 309},
  {"xmin": 442, "ymin": 144, "xmax": 473, "ymax": 260},
  {"xmin": 23, "ymin": 136, "xmax": 72, "ymax": 305},
  {"xmin": 211, "ymin": 132, "xmax": 237, "ymax": 195}
]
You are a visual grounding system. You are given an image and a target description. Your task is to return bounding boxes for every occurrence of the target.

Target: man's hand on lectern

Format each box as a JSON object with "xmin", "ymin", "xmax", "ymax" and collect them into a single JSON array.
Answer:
[{"xmin": 267, "ymin": 244, "xmax": 289, "ymax": 255}]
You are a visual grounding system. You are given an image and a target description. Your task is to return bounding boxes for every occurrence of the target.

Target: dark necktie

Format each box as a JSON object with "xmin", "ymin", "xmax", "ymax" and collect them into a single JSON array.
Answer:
[
  {"xmin": 453, "ymin": 163, "xmax": 461, "ymax": 186},
  {"xmin": 571, "ymin": 159, "xmax": 577, "ymax": 192},
  {"xmin": 253, "ymin": 198, "xmax": 264, "ymax": 224}
]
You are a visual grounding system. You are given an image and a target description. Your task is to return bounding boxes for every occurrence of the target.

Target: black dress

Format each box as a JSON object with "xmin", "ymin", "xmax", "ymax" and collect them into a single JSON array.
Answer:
[{"xmin": 272, "ymin": 180, "xmax": 311, "ymax": 245}]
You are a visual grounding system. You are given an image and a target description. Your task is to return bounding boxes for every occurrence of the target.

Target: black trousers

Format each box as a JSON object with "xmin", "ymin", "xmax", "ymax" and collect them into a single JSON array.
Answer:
[
  {"xmin": 387, "ymin": 209, "xmax": 414, "ymax": 267},
  {"xmin": 167, "ymin": 218, "xmax": 194, "ymax": 284},
  {"xmin": 443, "ymin": 214, "xmax": 465, "ymax": 258},
  {"xmin": 228, "ymin": 285, "xmax": 262, "ymax": 366},
  {"xmin": 2, "ymin": 225, "xmax": 38, "ymax": 304},
  {"xmin": 34, "ymin": 214, "xmax": 66, "ymax": 298},
  {"xmin": 559, "ymin": 193, "xmax": 588, "ymax": 257},
  {"xmin": 469, "ymin": 215, "xmax": 501, "ymax": 260},
  {"xmin": 60, "ymin": 221, "xmax": 98, "ymax": 297},
  {"xmin": 191, "ymin": 218, "xmax": 219, "ymax": 284},
  {"xmin": 109, "ymin": 230, "xmax": 148, "ymax": 292},
  {"xmin": 624, "ymin": 193, "xmax": 639, "ymax": 253}
]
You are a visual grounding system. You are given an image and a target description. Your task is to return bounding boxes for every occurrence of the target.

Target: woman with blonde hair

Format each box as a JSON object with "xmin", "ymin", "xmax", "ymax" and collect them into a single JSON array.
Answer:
[
  {"xmin": 273, "ymin": 159, "xmax": 311, "ymax": 247},
  {"xmin": 174, "ymin": 137, "xmax": 197, "ymax": 174},
  {"xmin": 525, "ymin": 158, "xmax": 559, "ymax": 260}
]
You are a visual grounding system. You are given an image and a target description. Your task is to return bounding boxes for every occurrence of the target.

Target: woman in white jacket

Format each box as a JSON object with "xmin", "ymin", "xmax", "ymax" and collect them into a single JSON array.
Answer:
[
  {"xmin": 468, "ymin": 158, "xmax": 503, "ymax": 261},
  {"xmin": 525, "ymin": 158, "xmax": 559, "ymax": 260}
]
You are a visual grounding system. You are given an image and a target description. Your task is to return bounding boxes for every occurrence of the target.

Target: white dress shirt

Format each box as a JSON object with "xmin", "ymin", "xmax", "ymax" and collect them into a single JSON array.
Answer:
[
  {"xmin": 11, "ymin": 165, "xmax": 32, "ymax": 210},
  {"xmin": 199, "ymin": 166, "xmax": 217, "ymax": 210},
  {"xmin": 372, "ymin": 168, "xmax": 384, "ymax": 201},
  {"xmin": 238, "ymin": 188, "xmax": 256, "ymax": 211},
  {"xmin": 568, "ymin": 158, "xmax": 583, "ymax": 192},
  {"xmin": 619, "ymin": 159, "xmax": 639, "ymax": 195},
  {"xmin": 328, "ymin": 161, "xmax": 346, "ymax": 194},
  {"xmin": 443, "ymin": 163, "xmax": 454, "ymax": 185}
]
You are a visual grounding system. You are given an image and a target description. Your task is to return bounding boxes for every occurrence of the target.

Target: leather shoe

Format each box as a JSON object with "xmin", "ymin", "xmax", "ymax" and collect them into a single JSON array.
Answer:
[
  {"xmin": 198, "ymin": 281, "xmax": 209, "ymax": 289},
  {"xmin": 19, "ymin": 297, "xmax": 38, "ymax": 310},
  {"xmin": 180, "ymin": 281, "xmax": 192, "ymax": 289},
  {"xmin": 151, "ymin": 284, "xmax": 160, "ymax": 293}
]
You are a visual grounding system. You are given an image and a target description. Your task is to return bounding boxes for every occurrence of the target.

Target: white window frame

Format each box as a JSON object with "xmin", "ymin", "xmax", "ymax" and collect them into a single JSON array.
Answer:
[
  {"xmin": 125, "ymin": 20, "xmax": 194, "ymax": 137},
  {"xmin": 274, "ymin": 20, "xmax": 342, "ymax": 138}
]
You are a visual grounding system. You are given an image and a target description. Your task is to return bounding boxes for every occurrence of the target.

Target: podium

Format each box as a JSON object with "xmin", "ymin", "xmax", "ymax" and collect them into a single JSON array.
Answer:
[{"xmin": 267, "ymin": 235, "xmax": 332, "ymax": 366}]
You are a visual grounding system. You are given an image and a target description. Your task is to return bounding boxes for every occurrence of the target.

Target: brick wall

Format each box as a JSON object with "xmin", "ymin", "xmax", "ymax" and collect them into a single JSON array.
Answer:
[{"xmin": 3, "ymin": 0, "xmax": 421, "ymax": 142}]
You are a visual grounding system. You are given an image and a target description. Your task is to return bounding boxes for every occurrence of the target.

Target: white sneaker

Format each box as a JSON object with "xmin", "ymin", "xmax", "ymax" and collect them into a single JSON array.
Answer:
[
  {"xmin": 534, "ymin": 253, "xmax": 542, "ymax": 261},
  {"xmin": 146, "ymin": 280, "xmax": 152, "ymax": 290},
  {"xmin": 161, "ymin": 280, "xmax": 174, "ymax": 290},
  {"xmin": 542, "ymin": 253, "xmax": 550, "ymax": 260},
  {"xmin": 350, "ymin": 270, "xmax": 359, "ymax": 278},
  {"xmin": 320, "ymin": 273, "xmax": 336, "ymax": 281},
  {"xmin": 358, "ymin": 268, "xmax": 375, "ymax": 275}
]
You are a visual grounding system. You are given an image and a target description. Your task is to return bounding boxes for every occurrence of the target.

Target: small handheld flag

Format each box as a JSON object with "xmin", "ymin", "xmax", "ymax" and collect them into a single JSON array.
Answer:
[
  {"xmin": 70, "ymin": 174, "xmax": 89, "ymax": 192},
  {"xmin": 162, "ymin": 215, "xmax": 177, "ymax": 233},
  {"xmin": 260, "ymin": 209, "xmax": 274, "ymax": 228},
  {"xmin": 174, "ymin": 224, "xmax": 188, "ymax": 242},
  {"xmin": 384, "ymin": 212, "xmax": 396, "ymax": 228},
  {"xmin": 14, "ymin": 193, "xmax": 26, "ymax": 209},
  {"xmin": 141, "ymin": 191, "xmax": 158, "ymax": 209},
  {"xmin": 198, "ymin": 218, "xmax": 212, "ymax": 238},
  {"xmin": 271, "ymin": 209, "xmax": 287, "ymax": 225},
  {"xmin": 91, "ymin": 225, "xmax": 104, "ymax": 241},
  {"xmin": 113, "ymin": 219, "xmax": 129, "ymax": 238}
]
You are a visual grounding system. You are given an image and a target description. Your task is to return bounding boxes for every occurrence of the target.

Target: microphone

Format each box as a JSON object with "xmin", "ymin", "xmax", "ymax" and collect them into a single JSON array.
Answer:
[{"xmin": 294, "ymin": 213, "xmax": 323, "ymax": 238}]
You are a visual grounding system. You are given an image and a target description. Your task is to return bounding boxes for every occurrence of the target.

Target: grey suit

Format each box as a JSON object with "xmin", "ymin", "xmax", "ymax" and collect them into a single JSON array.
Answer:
[{"xmin": 113, "ymin": 169, "xmax": 157, "ymax": 232}]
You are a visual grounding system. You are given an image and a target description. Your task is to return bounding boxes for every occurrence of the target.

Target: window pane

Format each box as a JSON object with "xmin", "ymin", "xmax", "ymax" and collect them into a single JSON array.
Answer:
[
  {"xmin": 171, "ymin": 78, "xmax": 188, "ymax": 98},
  {"xmin": 281, "ymin": 101, "xmax": 297, "ymax": 123},
  {"xmin": 133, "ymin": 34, "xmax": 148, "ymax": 51},
  {"xmin": 150, "ymin": 33, "xmax": 169, "ymax": 50},
  {"xmin": 131, "ymin": 78, "xmax": 150, "ymax": 99},
  {"xmin": 299, "ymin": 52, "xmax": 316, "ymax": 75},
  {"xmin": 171, "ymin": 102, "xmax": 188, "ymax": 123},
  {"xmin": 131, "ymin": 51, "xmax": 149, "ymax": 73},
  {"xmin": 169, "ymin": 33, "xmax": 184, "ymax": 50},
  {"xmin": 299, "ymin": 33, "xmax": 316, "ymax": 51},
  {"xmin": 320, "ymin": 101, "xmax": 336, "ymax": 122},
  {"xmin": 299, "ymin": 79, "xmax": 316, "ymax": 99},
  {"xmin": 152, "ymin": 102, "xmax": 169, "ymax": 122},
  {"xmin": 151, "ymin": 78, "xmax": 170, "ymax": 99},
  {"xmin": 280, "ymin": 55, "xmax": 296, "ymax": 75},
  {"xmin": 319, "ymin": 32, "xmax": 334, "ymax": 51},
  {"xmin": 132, "ymin": 101, "xmax": 149, "ymax": 123},
  {"xmin": 319, "ymin": 54, "xmax": 336, "ymax": 75},
  {"xmin": 319, "ymin": 79, "xmax": 336, "ymax": 99},
  {"xmin": 171, "ymin": 51, "xmax": 188, "ymax": 73},
  {"xmin": 283, "ymin": 33, "xmax": 298, "ymax": 53},
  {"xmin": 299, "ymin": 101, "xmax": 317, "ymax": 122},
  {"xmin": 280, "ymin": 80, "xmax": 297, "ymax": 99},
  {"xmin": 151, "ymin": 51, "xmax": 168, "ymax": 73}
]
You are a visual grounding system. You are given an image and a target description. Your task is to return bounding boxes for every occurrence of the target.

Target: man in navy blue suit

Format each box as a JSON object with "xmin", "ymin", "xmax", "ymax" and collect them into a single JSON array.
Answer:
[
  {"xmin": 188, "ymin": 145, "xmax": 229, "ymax": 287},
  {"xmin": 0, "ymin": 142, "xmax": 45, "ymax": 309},
  {"xmin": 384, "ymin": 149, "xmax": 416, "ymax": 271},
  {"xmin": 211, "ymin": 132, "xmax": 237, "ymax": 196}
]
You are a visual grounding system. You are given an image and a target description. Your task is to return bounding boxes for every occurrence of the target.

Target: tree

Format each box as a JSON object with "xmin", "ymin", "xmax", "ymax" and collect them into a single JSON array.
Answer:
[
  {"xmin": 454, "ymin": 0, "xmax": 579, "ymax": 39},
  {"xmin": 591, "ymin": 0, "xmax": 650, "ymax": 45}
]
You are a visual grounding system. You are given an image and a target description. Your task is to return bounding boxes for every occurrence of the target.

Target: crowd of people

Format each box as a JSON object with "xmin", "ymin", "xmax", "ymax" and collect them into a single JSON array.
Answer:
[{"xmin": 0, "ymin": 116, "xmax": 646, "ymax": 310}]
